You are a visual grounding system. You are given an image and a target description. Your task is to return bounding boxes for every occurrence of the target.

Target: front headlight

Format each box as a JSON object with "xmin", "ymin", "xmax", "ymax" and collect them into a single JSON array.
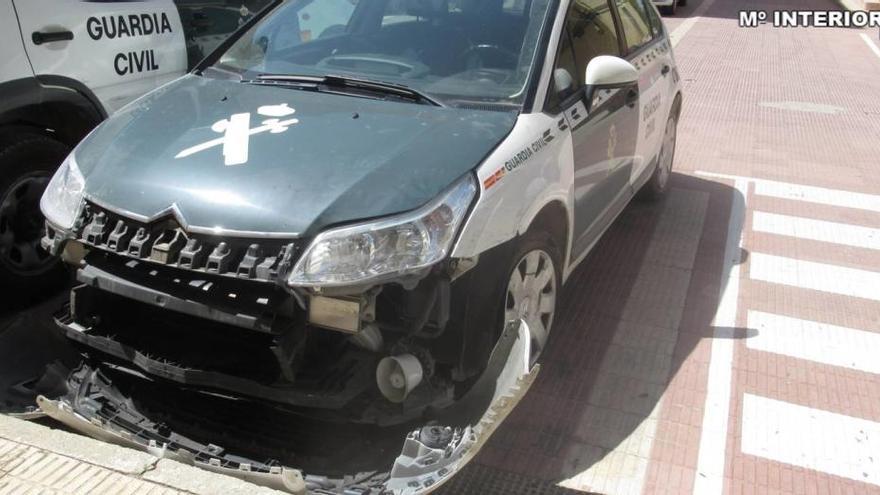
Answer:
[
  {"xmin": 40, "ymin": 153, "xmax": 85, "ymax": 230},
  {"xmin": 288, "ymin": 174, "xmax": 477, "ymax": 287}
]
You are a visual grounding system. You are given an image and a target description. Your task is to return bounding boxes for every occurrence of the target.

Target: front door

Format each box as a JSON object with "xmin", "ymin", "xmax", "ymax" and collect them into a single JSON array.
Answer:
[
  {"xmin": 551, "ymin": 0, "xmax": 639, "ymax": 258},
  {"xmin": 12, "ymin": 0, "xmax": 187, "ymax": 113}
]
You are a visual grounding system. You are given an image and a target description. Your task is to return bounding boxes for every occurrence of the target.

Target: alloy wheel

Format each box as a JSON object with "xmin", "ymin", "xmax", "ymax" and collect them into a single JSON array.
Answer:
[{"xmin": 505, "ymin": 249, "xmax": 557, "ymax": 364}]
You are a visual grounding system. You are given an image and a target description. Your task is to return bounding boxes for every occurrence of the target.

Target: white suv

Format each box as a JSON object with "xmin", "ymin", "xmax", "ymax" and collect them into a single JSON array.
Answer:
[{"xmin": 0, "ymin": 0, "xmax": 270, "ymax": 296}]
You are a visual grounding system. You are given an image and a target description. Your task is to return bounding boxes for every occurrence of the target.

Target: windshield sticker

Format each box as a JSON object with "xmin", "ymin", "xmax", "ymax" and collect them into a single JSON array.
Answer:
[
  {"xmin": 483, "ymin": 129, "xmax": 554, "ymax": 190},
  {"xmin": 175, "ymin": 104, "xmax": 299, "ymax": 166}
]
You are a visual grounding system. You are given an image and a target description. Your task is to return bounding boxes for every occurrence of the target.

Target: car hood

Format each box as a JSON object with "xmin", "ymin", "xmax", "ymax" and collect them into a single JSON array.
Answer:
[{"xmin": 75, "ymin": 75, "xmax": 516, "ymax": 237}]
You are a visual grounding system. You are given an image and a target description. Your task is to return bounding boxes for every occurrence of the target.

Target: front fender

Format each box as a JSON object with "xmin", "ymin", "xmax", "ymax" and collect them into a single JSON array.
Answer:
[{"xmin": 452, "ymin": 113, "xmax": 574, "ymax": 263}]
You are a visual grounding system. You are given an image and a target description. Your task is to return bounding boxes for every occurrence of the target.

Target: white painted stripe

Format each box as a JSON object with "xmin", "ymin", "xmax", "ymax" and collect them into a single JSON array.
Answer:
[
  {"xmin": 749, "ymin": 252, "xmax": 880, "ymax": 301},
  {"xmin": 669, "ymin": 0, "xmax": 718, "ymax": 47},
  {"xmin": 742, "ymin": 393, "xmax": 880, "ymax": 486},
  {"xmin": 752, "ymin": 211, "xmax": 880, "ymax": 250},
  {"xmin": 747, "ymin": 310, "xmax": 880, "ymax": 374},
  {"xmin": 861, "ymin": 33, "xmax": 880, "ymax": 60},
  {"xmin": 694, "ymin": 179, "xmax": 749, "ymax": 494},
  {"xmin": 754, "ymin": 180, "xmax": 880, "ymax": 213},
  {"xmin": 695, "ymin": 171, "xmax": 880, "ymax": 213}
]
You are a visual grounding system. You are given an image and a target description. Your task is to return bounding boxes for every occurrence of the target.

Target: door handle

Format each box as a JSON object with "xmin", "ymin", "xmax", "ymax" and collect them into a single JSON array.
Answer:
[
  {"xmin": 625, "ymin": 89, "xmax": 638, "ymax": 108},
  {"xmin": 661, "ymin": 65, "xmax": 671, "ymax": 76},
  {"xmin": 32, "ymin": 30, "xmax": 74, "ymax": 45}
]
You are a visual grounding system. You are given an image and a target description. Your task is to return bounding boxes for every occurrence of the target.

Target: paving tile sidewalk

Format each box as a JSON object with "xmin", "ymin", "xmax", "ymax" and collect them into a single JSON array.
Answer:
[{"xmin": 0, "ymin": 414, "xmax": 284, "ymax": 495}]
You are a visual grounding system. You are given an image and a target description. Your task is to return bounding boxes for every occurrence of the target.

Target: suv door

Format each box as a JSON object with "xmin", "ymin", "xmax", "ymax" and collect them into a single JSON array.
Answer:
[
  {"xmin": 612, "ymin": 0, "xmax": 671, "ymax": 186},
  {"xmin": 546, "ymin": 0, "xmax": 639, "ymax": 259},
  {"xmin": 12, "ymin": 0, "xmax": 187, "ymax": 113}
]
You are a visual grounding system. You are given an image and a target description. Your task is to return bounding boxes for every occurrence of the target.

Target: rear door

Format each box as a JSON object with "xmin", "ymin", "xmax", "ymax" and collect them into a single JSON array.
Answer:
[
  {"xmin": 612, "ymin": 0, "xmax": 669, "ymax": 185},
  {"xmin": 548, "ymin": 0, "xmax": 639, "ymax": 258},
  {"xmin": 12, "ymin": 0, "xmax": 187, "ymax": 113}
]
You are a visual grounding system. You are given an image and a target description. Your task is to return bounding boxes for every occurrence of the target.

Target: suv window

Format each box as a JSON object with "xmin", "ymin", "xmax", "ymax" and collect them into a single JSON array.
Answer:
[{"xmin": 614, "ymin": 0, "xmax": 656, "ymax": 53}]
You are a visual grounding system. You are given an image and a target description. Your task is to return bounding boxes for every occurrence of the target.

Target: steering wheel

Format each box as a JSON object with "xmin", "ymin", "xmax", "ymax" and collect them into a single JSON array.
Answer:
[
  {"xmin": 315, "ymin": 54, "xmax": 431, "ymax": 79},
  {"xmin": 461, "ymin": 44, "xmax": 519, "ymax": 71}
]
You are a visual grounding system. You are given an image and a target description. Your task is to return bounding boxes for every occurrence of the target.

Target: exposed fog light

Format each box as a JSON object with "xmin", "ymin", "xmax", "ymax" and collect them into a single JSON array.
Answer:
[{"xmin": 376, "ymin": 354, "xmax": 423, "ymax": 403}]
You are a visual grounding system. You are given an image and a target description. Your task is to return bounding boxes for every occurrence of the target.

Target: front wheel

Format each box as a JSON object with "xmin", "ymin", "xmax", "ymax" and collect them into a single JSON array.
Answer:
[{"xmin": 504, "ymin": 233, "xmax": 561, "ymax": 365}]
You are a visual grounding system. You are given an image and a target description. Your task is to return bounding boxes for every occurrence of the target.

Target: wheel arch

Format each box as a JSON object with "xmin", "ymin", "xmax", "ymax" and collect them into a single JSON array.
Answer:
[
  {"xmin": 518, "ymin": 198, "xmax": 572, "ymax": 275},
  {"xmin": 0, "ymin": 76, "xmax": 106, "ymax": 149}
]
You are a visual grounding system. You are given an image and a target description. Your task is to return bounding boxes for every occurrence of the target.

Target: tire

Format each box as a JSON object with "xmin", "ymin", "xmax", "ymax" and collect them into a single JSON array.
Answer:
[
  {"xmin": 502, "ymin": 229, "xmax": 562, "ymax": 365},
  {"xmin": 639, "ymin": 109, "xmax": 678, "ymax": 200},
  {"xmin": 678, "ymin": 0, "xmax": 688, "ymax": 6},
  {"xmin": 0, "ymin": 134, "xmax": 71, "ymax": 300},
  {"xmin": 660, "ymin": 2, "xmax": 676, "ymax": 15}
]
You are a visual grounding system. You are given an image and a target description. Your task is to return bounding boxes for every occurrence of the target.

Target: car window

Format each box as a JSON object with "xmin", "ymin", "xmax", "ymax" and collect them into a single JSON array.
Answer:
[
  {"xmin": 641, "ymin": 0, "xmax": 664, "ymax": 38},
  {"xmin": 613, "ymin": 0, "xmax": 655, "ymax": 53},
  {"xmin": 545, "ymin": 26, "xmax": 580, "ymax": 111},
  {"xmin": 566, "ymin": 0, "xmax": 620, "ymax": 84},
  {"xmin": 215, "ymin": 0, "xmax": 557, "ymax": 108}
]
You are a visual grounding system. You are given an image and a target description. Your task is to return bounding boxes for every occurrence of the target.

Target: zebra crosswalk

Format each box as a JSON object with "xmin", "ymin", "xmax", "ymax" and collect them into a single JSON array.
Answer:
[{"xmin": 696, "ymin": 171, "xmax": 880, "ymax": 494}]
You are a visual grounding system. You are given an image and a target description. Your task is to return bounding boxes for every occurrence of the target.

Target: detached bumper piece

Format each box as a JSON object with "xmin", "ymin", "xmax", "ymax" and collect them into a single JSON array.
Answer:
[{"xmin": 38, "ymin": 321, "xmax": 538, "ymax": 494}]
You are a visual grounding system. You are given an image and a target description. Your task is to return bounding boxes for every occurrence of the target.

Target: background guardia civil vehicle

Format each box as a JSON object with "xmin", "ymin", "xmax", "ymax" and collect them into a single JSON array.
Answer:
[
  {"xmin": 0, "ymin": 0, "xmax": 273, "ymax": 297},
  {"xmin": 38, "ymin": 0, "xmax": 681, "ymax": 490}
]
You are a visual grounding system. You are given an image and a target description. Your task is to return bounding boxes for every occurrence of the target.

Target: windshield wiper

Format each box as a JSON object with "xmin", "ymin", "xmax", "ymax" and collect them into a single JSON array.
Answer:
[{"xmin": 249, "ymin": 73, "xmax": 444, "ymax": 107}]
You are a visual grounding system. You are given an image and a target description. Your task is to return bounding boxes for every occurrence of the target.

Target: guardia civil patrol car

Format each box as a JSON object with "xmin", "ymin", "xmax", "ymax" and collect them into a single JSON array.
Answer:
[
  {"xmin": 38, "ymin": 0, "xmax": 681, "ymax": 491},
  {"xmin": 0, "ymin": 0, "xmax": 273, "ymax": 296}
]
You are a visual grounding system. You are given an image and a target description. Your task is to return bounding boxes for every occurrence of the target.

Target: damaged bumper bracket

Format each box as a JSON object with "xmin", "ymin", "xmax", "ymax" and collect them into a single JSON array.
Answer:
[{"xmin": 37, "ymin": 320, "xmax": 538, "ymax": 494}]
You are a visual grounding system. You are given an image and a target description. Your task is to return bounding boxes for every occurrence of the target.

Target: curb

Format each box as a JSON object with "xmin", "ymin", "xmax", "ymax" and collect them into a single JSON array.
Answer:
[{"xmin": 0, "ymin": 414, "xmax": 285, "ymax": 495}]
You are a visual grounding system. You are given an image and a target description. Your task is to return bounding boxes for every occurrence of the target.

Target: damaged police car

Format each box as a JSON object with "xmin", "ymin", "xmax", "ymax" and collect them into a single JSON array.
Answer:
[{"xmin": 38, "ymin": 0, "xmax": 681, "ymax": 492}]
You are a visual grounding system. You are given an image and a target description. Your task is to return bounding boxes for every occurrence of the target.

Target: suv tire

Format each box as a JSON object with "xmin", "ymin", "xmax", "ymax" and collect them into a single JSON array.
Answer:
[{"xmin": 0, "ymin": 134, "xmax": 70, "ymax": 299}]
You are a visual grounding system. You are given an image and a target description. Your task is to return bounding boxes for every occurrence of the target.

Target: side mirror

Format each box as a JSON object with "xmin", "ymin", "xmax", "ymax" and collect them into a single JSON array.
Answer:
[{"xmin": 583, "ymin": 55, "xmax": 639, "ymax": 111}]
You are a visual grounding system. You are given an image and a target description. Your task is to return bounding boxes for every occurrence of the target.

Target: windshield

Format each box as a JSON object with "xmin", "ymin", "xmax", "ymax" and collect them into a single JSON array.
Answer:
[{"xmin": 212, "ymin": 0, "xmax": 555, "ymax": 107}]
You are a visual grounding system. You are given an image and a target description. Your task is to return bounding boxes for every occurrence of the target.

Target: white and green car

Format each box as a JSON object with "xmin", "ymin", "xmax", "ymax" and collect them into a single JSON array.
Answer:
[{"xmin": 38, "ymin": 0, "xmax": 682, "ymax": 492}]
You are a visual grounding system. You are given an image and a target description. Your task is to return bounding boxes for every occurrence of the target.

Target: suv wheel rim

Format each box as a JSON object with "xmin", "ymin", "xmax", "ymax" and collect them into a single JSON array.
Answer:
[
  {"xmin": 657, "ymin": 117, "xmax": 677, "ymax": 189},
  {"xmin": 0, "ymin": 173, "xmax": 54, "ymax": 275},
  {"xmin": 505, "ymin": 249, "xmax": 557, "ymax": 363}
]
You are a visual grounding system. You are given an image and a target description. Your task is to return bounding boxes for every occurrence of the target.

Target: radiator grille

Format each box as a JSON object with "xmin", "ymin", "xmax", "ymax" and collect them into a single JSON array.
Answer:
[{"xmin": 76, "ymin": 202, "xmax": 298, "ymax": 284}]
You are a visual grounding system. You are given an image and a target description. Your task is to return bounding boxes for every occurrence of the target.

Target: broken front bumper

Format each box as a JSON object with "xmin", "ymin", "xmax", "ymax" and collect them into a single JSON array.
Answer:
[{"xmin": 37, "ymin": 320, "xmax": 538, "ymax": 494}]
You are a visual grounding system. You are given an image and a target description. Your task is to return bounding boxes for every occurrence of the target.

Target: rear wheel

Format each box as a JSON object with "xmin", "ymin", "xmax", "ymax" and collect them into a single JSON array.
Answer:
[
  {"xmin": 0, "ymin": 134, "xmax": 70, "ymax": 298},
  {"xmin": 503, "ymin": 232, "xmax": 561, "ymax": 365},
  {"xmin": 639, "ymin": 111, "xmax": 677, "ymax": 200}
]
